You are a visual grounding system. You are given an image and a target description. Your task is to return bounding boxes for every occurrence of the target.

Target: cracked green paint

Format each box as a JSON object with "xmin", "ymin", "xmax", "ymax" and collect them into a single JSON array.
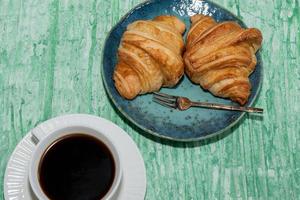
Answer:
[{"xmin": 0, "ymin": 0, "xmax": 299, "ymax": 199}]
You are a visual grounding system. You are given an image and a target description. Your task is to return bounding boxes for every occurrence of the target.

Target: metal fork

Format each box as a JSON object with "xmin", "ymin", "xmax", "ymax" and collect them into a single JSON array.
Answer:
[{"xmin": 153, "ymin": 92, "xmax": 263, "ymax": 113}]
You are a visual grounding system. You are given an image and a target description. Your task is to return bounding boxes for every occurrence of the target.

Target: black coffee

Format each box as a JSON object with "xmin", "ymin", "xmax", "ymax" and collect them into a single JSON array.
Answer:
[{"xmin": 39, "ymin": 134, "xmax": 115, "ymax": 200}]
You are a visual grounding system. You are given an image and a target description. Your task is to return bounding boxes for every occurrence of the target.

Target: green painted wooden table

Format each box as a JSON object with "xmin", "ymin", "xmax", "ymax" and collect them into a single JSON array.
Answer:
[{"xmin": 0, "ymin": 0, "xmax": 299, "ymax": 199}]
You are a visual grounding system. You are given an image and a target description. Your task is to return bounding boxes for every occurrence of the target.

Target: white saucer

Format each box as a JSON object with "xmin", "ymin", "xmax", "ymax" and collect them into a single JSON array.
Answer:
[{"xmin": 3, "ymin": 114, "xmax": 147, "ymax": 200}]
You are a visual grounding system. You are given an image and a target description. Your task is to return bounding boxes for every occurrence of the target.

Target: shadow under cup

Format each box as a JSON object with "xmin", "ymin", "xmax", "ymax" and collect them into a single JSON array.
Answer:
[{"xmin": 29, "ymin": 127, "xmax": 122, "ymax": 200}]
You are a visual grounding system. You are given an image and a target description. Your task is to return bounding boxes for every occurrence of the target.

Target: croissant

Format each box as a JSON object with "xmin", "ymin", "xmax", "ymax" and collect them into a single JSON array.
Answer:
[
  {"xmin": 113, "ymin": 16, "xmax": 186, "ymax": 99},
  {"xmin": 184, "ymin": 15, "xmax": 262, "ymax": 105}
]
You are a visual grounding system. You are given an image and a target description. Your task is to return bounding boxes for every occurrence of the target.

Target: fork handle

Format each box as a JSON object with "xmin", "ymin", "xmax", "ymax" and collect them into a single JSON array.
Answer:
[{"xmin": 191, "ymin": 101, "xmax": 263, "ymax": 113}]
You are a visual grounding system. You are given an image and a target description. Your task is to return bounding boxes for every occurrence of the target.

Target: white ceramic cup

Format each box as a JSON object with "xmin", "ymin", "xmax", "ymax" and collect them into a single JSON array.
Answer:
[{"xmin": 28, "ymin": 121, "xmax": 122, "ymax": 200}]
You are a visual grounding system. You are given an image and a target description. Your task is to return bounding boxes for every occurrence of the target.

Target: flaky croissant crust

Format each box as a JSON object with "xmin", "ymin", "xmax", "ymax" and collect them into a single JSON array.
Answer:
[
  {"xmin": 184, "ymin": 15, "xmax": 262, "ymax": 105},
  {"xmin": 113, "ymin": 16, "xmax": 186, "ymax": 99}
]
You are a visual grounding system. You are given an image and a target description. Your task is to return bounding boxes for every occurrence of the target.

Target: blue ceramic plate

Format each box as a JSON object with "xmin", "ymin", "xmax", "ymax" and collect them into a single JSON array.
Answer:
[{"xmin": 102, "ymin": 0, "xmax": 262, "ymax": 141}]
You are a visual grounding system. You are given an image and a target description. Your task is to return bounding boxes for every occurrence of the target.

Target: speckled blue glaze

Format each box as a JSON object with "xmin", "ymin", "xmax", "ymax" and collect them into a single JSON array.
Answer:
[{"xmin": 102, "ymin": 0, "xmax": 263, "ymax": 141}]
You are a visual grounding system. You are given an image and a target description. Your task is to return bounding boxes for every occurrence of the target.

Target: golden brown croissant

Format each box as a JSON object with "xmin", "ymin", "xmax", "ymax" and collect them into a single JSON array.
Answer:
[
  {"xmin": 184, "ymin": 14, "xmax": 262, "ymax": 105},
  {"xmin": 113, "ymin": 16, "xmax": 185, "ymax": 99}
]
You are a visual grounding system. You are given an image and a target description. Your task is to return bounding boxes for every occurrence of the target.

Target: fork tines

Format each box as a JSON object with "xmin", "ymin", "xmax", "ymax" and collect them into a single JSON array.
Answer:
[{"xmin": 152, "ymin": 92, "xmax": 177, "ymax": 109}]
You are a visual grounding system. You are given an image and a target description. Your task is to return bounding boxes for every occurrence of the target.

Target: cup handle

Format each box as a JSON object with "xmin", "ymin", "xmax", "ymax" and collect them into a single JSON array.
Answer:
[{"xmin": 31, "ymin": 126, "xmax": 47, "ymax": 145}]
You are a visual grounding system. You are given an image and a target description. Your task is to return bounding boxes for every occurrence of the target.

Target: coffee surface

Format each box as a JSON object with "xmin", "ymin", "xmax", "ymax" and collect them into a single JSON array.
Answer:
[{"xmin": 39, "ymin": 134, "xmax": 115, "ymax": 200}]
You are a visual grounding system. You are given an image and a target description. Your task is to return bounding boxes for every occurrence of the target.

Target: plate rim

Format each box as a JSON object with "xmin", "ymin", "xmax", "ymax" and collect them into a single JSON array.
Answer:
[{"xmin": 101, "ymin": 0, "xmax": 263, "ymax": 142}]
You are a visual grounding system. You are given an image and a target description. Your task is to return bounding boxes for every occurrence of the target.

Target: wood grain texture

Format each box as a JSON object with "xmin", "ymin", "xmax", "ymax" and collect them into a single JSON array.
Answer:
[{"xmin": 0, "ymin": 0, "xmax": 299, "ymax": 199}]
